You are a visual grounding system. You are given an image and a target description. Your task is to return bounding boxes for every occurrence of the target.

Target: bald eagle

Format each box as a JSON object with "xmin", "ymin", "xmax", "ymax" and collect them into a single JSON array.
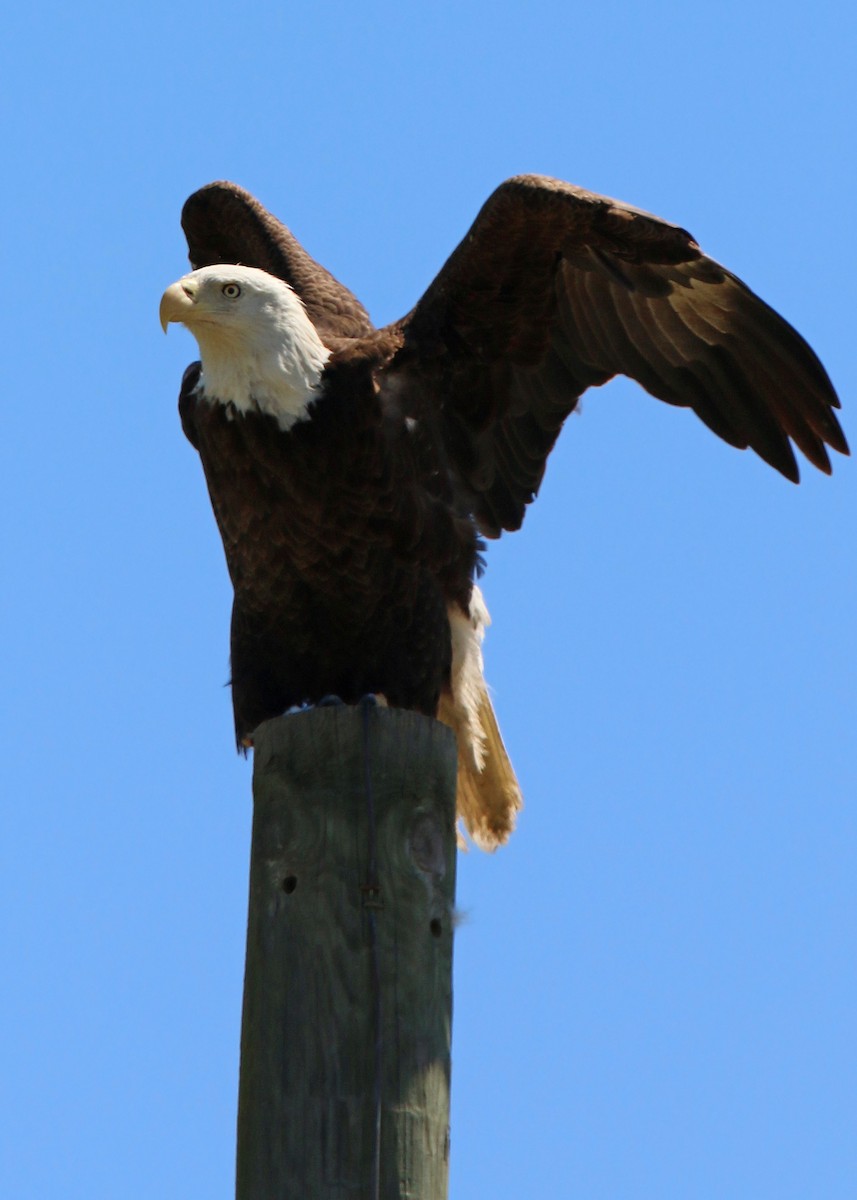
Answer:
[{"xmin": 160, "ymin": 176, "xmax": 847, "ymax": 847}]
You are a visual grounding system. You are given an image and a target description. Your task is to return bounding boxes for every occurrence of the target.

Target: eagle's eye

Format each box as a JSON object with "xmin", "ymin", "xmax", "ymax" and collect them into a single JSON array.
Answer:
[{"xmin": 222, "ymin": 283, "xmax": 242, "ymax": 299}]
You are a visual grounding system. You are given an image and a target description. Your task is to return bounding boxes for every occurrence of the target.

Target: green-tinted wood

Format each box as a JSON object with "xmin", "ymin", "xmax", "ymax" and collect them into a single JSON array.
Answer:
[{"xmin": 236, "ymin": 706, "xmax": 457, "ymax": 1200}]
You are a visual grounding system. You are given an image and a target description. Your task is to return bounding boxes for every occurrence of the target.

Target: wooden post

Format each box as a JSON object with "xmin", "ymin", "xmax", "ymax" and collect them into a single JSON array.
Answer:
[{"xmin": 235, "ymin": 705, "xmax": 458, "ymax": 1200}]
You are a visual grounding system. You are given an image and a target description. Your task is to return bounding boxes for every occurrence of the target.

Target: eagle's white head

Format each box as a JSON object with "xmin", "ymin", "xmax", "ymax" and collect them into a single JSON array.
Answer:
[{"xmin": 159, "ymin": 265, "xmax": 331, "ymax": 429}]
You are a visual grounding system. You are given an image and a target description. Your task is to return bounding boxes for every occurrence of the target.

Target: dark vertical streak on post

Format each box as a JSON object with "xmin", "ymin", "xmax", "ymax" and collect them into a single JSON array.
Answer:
[
  {"xmin": 360, "ymin": 701, "xmax": 383, "ymax": 1200},
  {"xmin": 236, "ymin": 706, "xmax": 457, "ymax": 1200}
]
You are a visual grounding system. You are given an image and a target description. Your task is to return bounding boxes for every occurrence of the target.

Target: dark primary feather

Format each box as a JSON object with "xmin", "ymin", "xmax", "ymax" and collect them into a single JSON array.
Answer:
[{"xmin": 382, "ymin": 175, "xmax": 847, "ymax": 535}]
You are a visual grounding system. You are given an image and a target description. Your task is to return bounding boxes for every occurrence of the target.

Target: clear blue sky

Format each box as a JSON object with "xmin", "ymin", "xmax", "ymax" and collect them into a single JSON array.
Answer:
[{"xmin": 2, "ymin": 2, "xmax": 854, "ymax": 1197}]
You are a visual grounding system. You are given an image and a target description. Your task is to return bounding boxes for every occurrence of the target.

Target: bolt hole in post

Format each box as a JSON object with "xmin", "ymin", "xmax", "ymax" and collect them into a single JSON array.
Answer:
[
  {"xmin": 429, "ymin": 918, "xmax": 442, "ymax": 939},
  {"xmin": 282, "ymin": 875, "xmax": 298, "ymax": 894}
]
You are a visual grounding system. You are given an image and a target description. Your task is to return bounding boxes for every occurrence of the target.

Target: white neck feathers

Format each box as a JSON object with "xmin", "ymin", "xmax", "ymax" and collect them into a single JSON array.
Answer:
[
  {"xmin": 169, "ymin": 266, "xmax": 332, "ymax": 430},
  {"xmin": 198, "ymin": 295, "xmax": 330, "ymax": 429}
]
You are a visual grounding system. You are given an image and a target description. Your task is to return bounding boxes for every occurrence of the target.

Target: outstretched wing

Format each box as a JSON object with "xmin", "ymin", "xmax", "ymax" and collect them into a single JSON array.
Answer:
[
  {"xmin": 180, "ymin": 181, "xmax": 375, "ymax": 342},
  {"xmin": 382, "ymin": 175, "xmax": 847, "ymax": 537}
]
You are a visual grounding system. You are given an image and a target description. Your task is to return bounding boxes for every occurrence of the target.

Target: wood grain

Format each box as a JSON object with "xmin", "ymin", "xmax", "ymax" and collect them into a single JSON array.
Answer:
[{"xmin": 236, "ymin": 706, "xmax": 457, "ymax": 1199}]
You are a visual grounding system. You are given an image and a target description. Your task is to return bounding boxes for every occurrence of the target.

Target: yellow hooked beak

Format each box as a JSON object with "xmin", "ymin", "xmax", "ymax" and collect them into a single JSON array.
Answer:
[{"xmin": 159, "ymin": 278, "xmax": 199, "ymax": 332}]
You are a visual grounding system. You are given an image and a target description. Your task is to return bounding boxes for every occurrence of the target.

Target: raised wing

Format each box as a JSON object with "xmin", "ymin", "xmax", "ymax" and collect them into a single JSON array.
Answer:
[
  {"xmin": 383, "ymin": 175, "xmax": 847, "ymax": 536},
  {"xmin": 180, "ymin": 181, "xmax": 375, "ymax": 342}
]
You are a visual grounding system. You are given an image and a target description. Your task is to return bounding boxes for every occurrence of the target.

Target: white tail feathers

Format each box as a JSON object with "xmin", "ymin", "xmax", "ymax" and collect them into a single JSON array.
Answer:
[{"xmin": 438, "ymin": 587, "xmax": 523, "ymax": 849}]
